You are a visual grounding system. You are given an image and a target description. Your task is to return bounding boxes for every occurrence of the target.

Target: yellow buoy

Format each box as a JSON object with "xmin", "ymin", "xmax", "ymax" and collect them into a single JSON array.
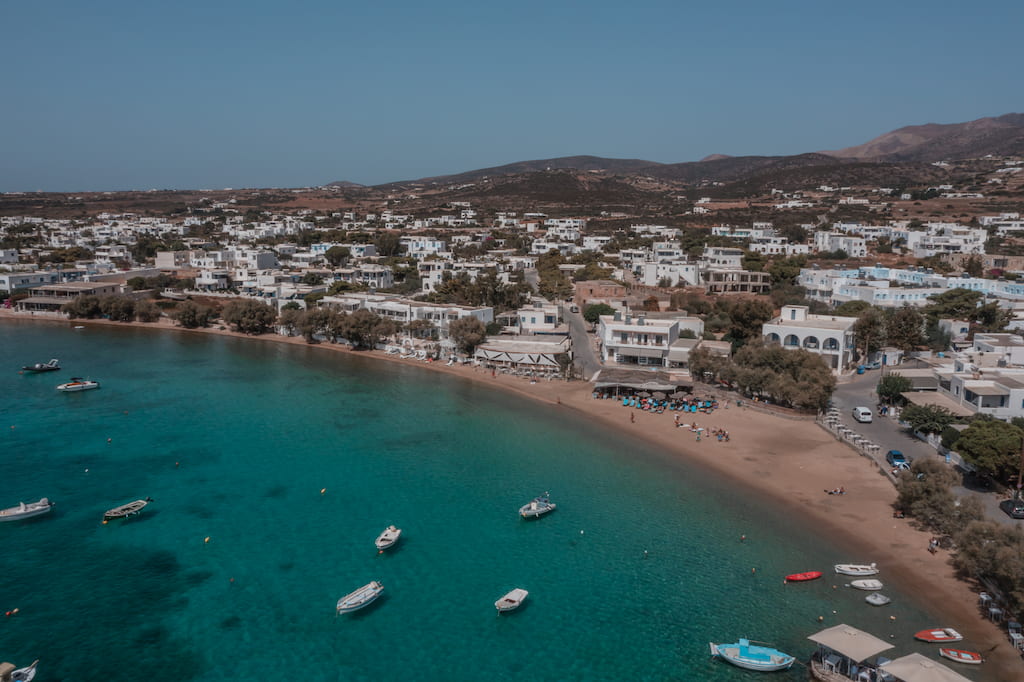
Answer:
[
  {"xmin": 320, "ymin": 488, "xmax": 326, "ymax": 495},
  {"xmin": 204, "ymin": 536, "xmax": 210, "ymax": 544}
]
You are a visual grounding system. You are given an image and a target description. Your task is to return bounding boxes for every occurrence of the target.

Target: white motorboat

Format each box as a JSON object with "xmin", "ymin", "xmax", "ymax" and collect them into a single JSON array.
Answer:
[
  {"xmin": 850, "ymin": 579, "xmax": 884, "ymax": 591},
  {"xmin": 834, "ymin": 562, "xmax": 878, "ymax": 576},
  {"xmin": 336, "ymin": 581, "xmax": 383, "ymax": 614},
  {"xmin": 375, "ymin": 525, "xmax": 402, "ymax": 551},
  {"xmin": 0, "ymin": 660, "xmax": 39, "ymax": 682},
  {"xmin": 22, "ymin": 359, "xmax": 60, "ymax": 373},
  {"xmin": 519, "ymin": 493, "xmax": 556, "ymax": 519},
  {"xmin": 865, "ymin": 592, "xmax": 891, "ymax": 606},
  {"xmin": 0, "ymin": 498, "xmax": 53, "ymax": 522},
  {"xmin": 56, "ymin": 377, "xmax": 99, "ymax": 392},
  {"xmin": 495, "ymin": 588, "xmax": 528, "ymax": 612}
]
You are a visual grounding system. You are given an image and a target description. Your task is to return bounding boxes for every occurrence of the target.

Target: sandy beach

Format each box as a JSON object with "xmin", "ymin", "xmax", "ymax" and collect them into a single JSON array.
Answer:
[{"xmin": 5, "ymin": 311, "xmax": 1020, "ymax": 678}]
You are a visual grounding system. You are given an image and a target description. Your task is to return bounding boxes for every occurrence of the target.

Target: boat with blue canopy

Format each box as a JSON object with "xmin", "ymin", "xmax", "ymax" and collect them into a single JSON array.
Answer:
[{"xmin": 709, "ymin": 638, "xmax": 795, "ymax": 672}]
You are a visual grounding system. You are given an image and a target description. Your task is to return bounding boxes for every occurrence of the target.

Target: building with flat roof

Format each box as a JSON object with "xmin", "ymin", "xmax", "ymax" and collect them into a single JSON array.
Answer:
[
  {"xmin": 16, "ymin": 281, "xmax": 121, "ymax": 312},
  {"xmin": 762, "ymin": 305, "xmax": 857, "ymax": 373}
]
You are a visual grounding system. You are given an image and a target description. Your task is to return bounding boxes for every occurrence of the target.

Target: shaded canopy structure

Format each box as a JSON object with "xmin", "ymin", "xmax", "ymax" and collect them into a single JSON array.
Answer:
[
  {"xmin": 879, "ymin": 653, "xmax": 973, "ymax": 682},
  {"xmin": 592, "ymin": 368, "xmax": 692, "ymax": 393},
  {"xmin": 807, "ymin": 624, "xmax": 894, "ymax": 662}
]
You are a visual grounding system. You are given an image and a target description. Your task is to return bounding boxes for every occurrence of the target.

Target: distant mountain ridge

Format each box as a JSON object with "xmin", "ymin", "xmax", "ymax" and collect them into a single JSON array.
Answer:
[
  {"xmin": 327, "ymin": 113, "xmax": 1023, "ymax": 188},
  {"xmin": 823, "ymin": 113, "xmax": 1024, "ymax": 162}
]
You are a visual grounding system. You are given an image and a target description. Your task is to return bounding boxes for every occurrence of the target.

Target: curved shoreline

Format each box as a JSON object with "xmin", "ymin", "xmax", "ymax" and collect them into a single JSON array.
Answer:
[{"xmin": 5, "ymin": 311, "xmax": 1018, "ymax": 678}]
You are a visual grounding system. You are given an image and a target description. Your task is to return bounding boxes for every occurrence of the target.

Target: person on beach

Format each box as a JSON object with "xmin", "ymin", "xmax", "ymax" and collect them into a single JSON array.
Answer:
[{"xmin": 630, "ymin": 412, "xmax": 635, "ymax": 423}]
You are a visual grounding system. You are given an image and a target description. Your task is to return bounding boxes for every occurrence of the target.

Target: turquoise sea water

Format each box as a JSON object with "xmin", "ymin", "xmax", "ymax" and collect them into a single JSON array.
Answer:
[{"xmin": 0, "ymin": 321, "xmax": 979, "ymax": 681}]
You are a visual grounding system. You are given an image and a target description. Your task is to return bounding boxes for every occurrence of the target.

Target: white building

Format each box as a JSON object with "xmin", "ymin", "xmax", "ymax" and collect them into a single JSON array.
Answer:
[
  {"xmin": 598, "ymin": 311, "xmax": 703, "ymax": 367},
  {"xmin": 762, "ymin": 305, "xmax": 857, "ymax": 373},
  {"xmin": 813, "ymin": 232, "xmax": 867, "ymax": 258}
]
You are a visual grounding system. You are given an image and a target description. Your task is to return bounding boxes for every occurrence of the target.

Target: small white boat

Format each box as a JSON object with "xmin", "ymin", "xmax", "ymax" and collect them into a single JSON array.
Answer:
[
  {"xmin": 57, "ymin": 377, "xmax": 100, "ymax": 392},
  {"xmin": 709, "ymin": 639, "xmax": 795, "ymax": 672},
  {"xmin": 495, "ymin": 588, "xmax": 528, "ymax": 612},
  {"xmin": 336, "ymin": 580, "xmax": 383, "ymax": 614},
  {"xmin": 850, "ymin": 579, "xmax": 883, "ymax": 591},
  {"xmin": 375, "ymin": 525, "xmax": 402, "ymax": 551},
  {"xmin": 834, "ymin": 562, "xmax": 878, "ymax": 576},
  {"xmin": 0, "ymin": 660, "xmax": 39, "ymax": 682},
  {"xmin": 22, "ymin": 359, "xmax": 60, "ymax": 372},
  {"xmin": 0, "ymin": 498, "xmax": 53, "ymax": 522},
  {"xmin": 865, "ymin": 592, "xmax": 891, "ymax": 606},
  {"xmin": 519, "ymin": 493, "xmax": 556, "ymax": 519}
]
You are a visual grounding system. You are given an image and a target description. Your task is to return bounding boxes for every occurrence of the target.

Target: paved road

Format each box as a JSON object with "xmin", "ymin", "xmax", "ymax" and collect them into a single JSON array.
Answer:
[
  {"xmin": 563, "ymin": 305, "xmax": 602, "ymax": 380},
  {"xmin": 830, "ymin": 369, "xmax": 1020, "ymax": 526}
]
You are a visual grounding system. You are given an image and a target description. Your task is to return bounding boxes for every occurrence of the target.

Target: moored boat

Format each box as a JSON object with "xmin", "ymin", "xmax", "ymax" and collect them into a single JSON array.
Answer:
[
  {"xmin": 785, "ymin": 571, "xmax": 822, "ymax": 582},
  {"xmin": 103, "ymin": 497, "xmax": 152, "ymax": 521},
  {"xmin": 495, "ymin": 588, "xmax": 528, "ymax": 612},
  {"xmin": 0, "ymin": 659, "xmax": 39, "ymax": 682},
  {"xmin": 849, "ymin": 579, "xmax": 883, "ymax": 591},
  {"xmin": 865, "ymin": 592, "xmax": 891, "ymax": 606},
  {"xmin": 914, "ymin": 628, "xmax": 962, "ymax": 643},
  {"xmin": 834, "ymin": 562, "xmax": 878, "ymax": 576},
  {"xmin": 519, "ymin": 493, "xmax": 556, "ymax": 519},
  {"xmin": 22, "ymin": 359, "xmax": 60, "ymax": 373},
  {"xmin": 938, "ymin": 647, "xmax": 982, "ymax": 664},
  {"xmin": 709, "ymin": 639, "xmax": 795, "ymax": 672},
  {"xmin": 336, "ymin": 581, "xmax": 383, "ymax": 614},
  {"xmin": 56, "ymin": 377, "xmax": 99, "ymax": 392},
  {"xmin": 0, "ymin": 498, "xmax": 53, "ymax": 522},
  {"xmin": 375, "ymin": 525, "xmax": 402, "ymax": 551}
]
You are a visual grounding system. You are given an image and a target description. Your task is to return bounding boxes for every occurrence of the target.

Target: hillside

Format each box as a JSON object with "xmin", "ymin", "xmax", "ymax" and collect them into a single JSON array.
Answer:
[
  {"xmin": 824, "ymin": 113, "xmax": 1024, "ymax": 162},
  {"xmin": 374, "ymin": 155, "xmax": 663, "ymax": 188}
]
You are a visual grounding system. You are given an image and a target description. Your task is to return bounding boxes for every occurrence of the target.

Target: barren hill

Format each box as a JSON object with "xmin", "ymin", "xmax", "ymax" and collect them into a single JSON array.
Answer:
[{"xmin": 824, "ymin": 113, "xmax": 1024, "ymax": 162}]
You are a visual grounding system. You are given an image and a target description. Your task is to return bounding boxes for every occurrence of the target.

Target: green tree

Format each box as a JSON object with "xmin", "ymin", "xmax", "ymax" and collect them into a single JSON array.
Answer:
[
  {"xmin": 61, "ymin": 295, "xmax": 103, "ymax": 319},
  {"xmin": 278, "ymin": 307, "xmax": 305, "ymax": 336},
  {"xmin": 963, "ymin": 254, "xmax": 984, "ymax": 278},
  {"xmin": 221, "ymin": 299, "xmax": 277, "ymax": 335},
  {"xmin": 134, "ymin": 299, "xmax": 161, "ymax": 323},
  {"xmin": 172, "ymin": 300, "xmax": 213, "ymax": 329},
  {"xmin": 924, "ymin": 288, "xmax": 984, "ymax": 319},
  {"xmin": 324, "ymin": 246, "xmax": 351, "ymax": 267},
  {"xmin": 955, "ymin": 419, "xmax": 1023, "ymax": 482},
  {"xmin": 900, "ymin": 403, "xmax": 956, "ymax": 435},
  {"xmin": 583, "ymin": 303, "xmax": 616, "ymax": 324},
  {"xmin": 723, "ymin": 298, "xmax": 774, "ymax": 347},
  {"xmin": 766, "ymin": 255, "xmax": 807, "ymax": 285},
  {"xmin": 896, "ymin": 459, "xmax": 984, "ymax": 537},
  {"xmin": 853, "ymin": 307, "xmax": 887, "ymax": 358},
  {"xmin": 876, "ymin": 373, "xmax": 911, "ymax": 404},
  {"xmin": 834, "ymin": 300, "xmax": 871, "ymax": 317},
  {"xmin": 885, "ymin": 306, "xmax": 925, "ymax": 351},
  {"xmin": 374, "ymin": 231, "xmax": 403, "ymax": 257},
  {"xmin": 448, "ymin": 316, "xmax": 487, "ymax": 354},
  {"xmin": 301, "ymin": 272, "xmax": 324, "ymax": 286}
]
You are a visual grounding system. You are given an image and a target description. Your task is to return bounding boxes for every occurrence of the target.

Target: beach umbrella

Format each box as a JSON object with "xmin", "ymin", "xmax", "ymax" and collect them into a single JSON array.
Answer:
[
  {"xmin": 637, "ymin": 391, "xmax": 652, "ymax": 398},
  {"xmin": 669, "ymin": 391, "xmax": 686, "ymax": 399},
  {"xmin": 652, "ymin": 391, "xmax": 666, "ymax": 400}
]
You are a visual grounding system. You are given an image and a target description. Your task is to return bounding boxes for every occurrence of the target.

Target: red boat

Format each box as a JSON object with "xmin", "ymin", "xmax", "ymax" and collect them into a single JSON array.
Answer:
[
  {"xmin": 914, "ymin": 628, "xmax": 963, "ymax": 643},
  {"xmin": 785, "ymin": 571, "xmax": 822, "ymax": 582},
  {"xmin": 939, "ymin": 648, "xmax": 983, "ymax": 665}
]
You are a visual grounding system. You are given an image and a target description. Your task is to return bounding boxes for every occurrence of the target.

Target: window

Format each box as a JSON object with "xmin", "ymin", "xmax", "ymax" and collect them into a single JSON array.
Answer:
[{"xmin": 790, "ymin": 309, "xmax": 796, "ymax": 320}]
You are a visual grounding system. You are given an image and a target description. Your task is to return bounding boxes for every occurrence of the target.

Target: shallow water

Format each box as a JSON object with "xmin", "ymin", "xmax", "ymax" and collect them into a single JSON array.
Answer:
[{"xmin": 0, "ymin": 321, "xmax": 979, "ymax": 680}]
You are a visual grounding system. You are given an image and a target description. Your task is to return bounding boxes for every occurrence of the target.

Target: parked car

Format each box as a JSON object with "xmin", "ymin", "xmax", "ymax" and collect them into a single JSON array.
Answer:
[
  {"xmin": 886, "ymin": 450, "xmax": 909, "ymax": 467},
  {"xmin": 1000, "ymin": 498, "xmax": 1024, "ymax": 520},
  {"xmin": 852, "ymin": 406, "xmax": 873, "ymax": 423}
]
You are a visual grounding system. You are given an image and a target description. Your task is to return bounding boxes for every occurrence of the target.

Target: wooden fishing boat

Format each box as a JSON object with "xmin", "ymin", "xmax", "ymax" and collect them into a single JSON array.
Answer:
[
  {"xmin": 834, "ymin": 563, "xmax": 879, "ymax": 576},
  {"xmin": 103, "ymin": 497, "xmax": 152, "ymax": 521},
  {"xmin": 709, "ymin": 639, "xmax": 795, "ymax": 672},
  {"xmin": 495, "ymin": 588, "xmax": 528, "ymax": 612},
  {"xmin": 785, "ymin": 571, "xmax": 822, "ymax": 582},
  {"xmin": 938, "ymin": 648, "xmax": 982, "ymax": 664},
  {"xmin": 914, "ymin": 628, "xmax": 963, "ymax": 643},
  {"xmin": 849, "ymin": 579, "xmax": 883, "ymax": 591}
]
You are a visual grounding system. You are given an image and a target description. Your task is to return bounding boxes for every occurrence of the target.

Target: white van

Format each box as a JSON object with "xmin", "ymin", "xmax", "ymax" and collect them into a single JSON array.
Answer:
[{"xmin": 852, "ymin": 406, "xmax": 873, "ymax": 423}]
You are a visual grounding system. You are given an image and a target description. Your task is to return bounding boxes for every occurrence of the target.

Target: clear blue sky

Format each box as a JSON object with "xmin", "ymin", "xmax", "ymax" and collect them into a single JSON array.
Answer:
[{"xmin": 2, "ymin": 0, "xmax": 1021, "ymax": 191}]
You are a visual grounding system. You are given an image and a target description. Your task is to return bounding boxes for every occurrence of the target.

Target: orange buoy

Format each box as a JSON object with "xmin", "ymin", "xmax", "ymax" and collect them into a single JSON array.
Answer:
[
  {"xmin": 320, "ymin": 488, "xmax": 326, "ymax": 495},
  {"xmin": 204, "ymin": 536, "xmax": 210, "ymax": 544}
]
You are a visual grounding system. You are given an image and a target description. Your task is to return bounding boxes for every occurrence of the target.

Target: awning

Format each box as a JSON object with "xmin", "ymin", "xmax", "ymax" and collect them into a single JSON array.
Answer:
[
  {"xmin": 900, "ymin": 392, "xmax": 974, "ymax": 417},
  {"xmin": 615, "ymin": 346, "xmax": 665, "ymax": 359},
  {"xmin": 879, "ymin": 653, "xmax": 972, "ymax": 682},
  {"xmin": 807, "ymin": 624, "xmax": 893, "ymax": 662}
]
